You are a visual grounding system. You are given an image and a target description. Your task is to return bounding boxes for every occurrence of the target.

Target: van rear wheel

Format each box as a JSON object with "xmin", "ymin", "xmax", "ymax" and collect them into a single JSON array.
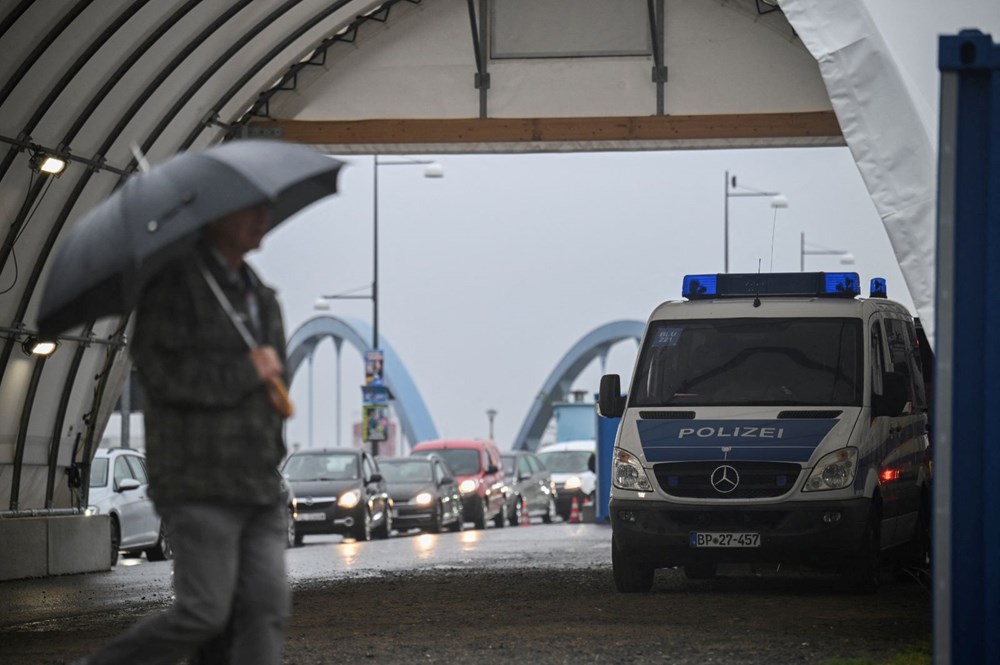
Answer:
[{"xmin": 612, "ymin": 536, "xmax": 654, "ymax": 593}]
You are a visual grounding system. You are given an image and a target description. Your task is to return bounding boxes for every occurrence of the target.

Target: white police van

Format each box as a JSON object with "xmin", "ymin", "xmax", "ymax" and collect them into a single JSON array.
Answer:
[{"xmin": 598, "ymin": 272, "xmax": 932, "ymax": 593}]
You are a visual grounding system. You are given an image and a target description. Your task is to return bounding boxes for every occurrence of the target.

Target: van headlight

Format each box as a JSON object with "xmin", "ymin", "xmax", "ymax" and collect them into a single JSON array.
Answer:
[
  {"xmin": 563, "ymin": 476, "xmax": 582, "ymax": 490},
  {"xmin": 613, "ymin": 449, "xmax": 653, "ymax": 492},
  {"xmin": 338, "ymin": 489, "xmax": 361, "ymax": 508},
  {"xmin": 802, "ymin": 448, "xmax": 858, "ymax": 492}
]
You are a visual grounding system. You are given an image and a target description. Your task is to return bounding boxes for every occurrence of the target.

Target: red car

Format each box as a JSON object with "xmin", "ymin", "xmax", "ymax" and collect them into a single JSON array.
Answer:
[{"xmin": 410, "ymin": 439, "xmax": 506, "ymax": 530}]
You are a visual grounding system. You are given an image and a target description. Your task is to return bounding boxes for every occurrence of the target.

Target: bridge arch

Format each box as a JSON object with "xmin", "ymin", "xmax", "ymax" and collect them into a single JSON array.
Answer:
[
  {"xmin": 512, "ymin": 320, "xmax": 644, "ymax": 451},
  {"xmin": 286, "ymin": 315, "xmax": 438, "ymax": 446}
]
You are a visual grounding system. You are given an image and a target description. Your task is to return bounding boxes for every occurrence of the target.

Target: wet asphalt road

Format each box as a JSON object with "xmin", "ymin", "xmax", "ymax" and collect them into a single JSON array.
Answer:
[{"xmin": 0, "ymin": 521, "xmax": 611, "ymax": 629}]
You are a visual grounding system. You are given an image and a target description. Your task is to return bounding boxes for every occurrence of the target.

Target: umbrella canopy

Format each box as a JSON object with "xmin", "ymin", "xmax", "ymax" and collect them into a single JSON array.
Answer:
[{"xmin": 37, "ymin": 140, "xmax": 343, "ymax": 336}]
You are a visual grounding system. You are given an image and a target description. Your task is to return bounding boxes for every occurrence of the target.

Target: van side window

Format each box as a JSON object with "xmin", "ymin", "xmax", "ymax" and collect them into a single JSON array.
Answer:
[
  {"xmin": 884, "ymin": 318, "xmax": 920, "ymax": 410},
  {"xmin": 902, "ymin": 320, "xmax": 929, "ymax": 412},
  {"xmin": 870, "ymin": 320, "xmax": 885, "ymax": 398}
]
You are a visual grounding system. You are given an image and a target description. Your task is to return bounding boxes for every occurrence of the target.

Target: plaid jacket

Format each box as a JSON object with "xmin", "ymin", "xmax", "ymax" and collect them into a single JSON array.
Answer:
[{"xmin": 131, "ymin": 242, "xmax": 287, "ymax": 506}]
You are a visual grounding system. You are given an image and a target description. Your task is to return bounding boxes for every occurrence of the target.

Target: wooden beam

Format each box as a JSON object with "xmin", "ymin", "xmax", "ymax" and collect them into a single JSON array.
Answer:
[{"xmin": 245, "ymin": 112, "xmax": 841, "ymax": 147}]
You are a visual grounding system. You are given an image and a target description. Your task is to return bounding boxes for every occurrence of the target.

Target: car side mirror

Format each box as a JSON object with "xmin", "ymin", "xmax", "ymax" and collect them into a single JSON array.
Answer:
[
  {"xmin": 369, "ymin": 473, "xmax": 383, "ymax": 484},
  {"xmin": 487, "ymin": 464, "xmax": 498, "ymax": 475},
  {"xmin": 587, "ymin": 454, "xmax": 596, "ymax": 474},
  {"xmin": 598, "ymin": 374, "xmax": 626, "ymax": 418},
  {"xmin": 439, "ymin": 476, "xmax": 454, "ymax": 486},
  {"xmin": 874, "ymin": 371, "xmax": 908, "ymax": 417},
  {"xmin": 116, "ymin": 478, "xmax": 141, "ymax": 493}
]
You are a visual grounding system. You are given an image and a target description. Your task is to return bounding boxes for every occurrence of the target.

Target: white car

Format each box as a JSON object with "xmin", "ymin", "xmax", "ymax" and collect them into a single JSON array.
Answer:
[
  {"xmin": 87, "ymin": 448, "xmax": 171, "ymax": 566},
  {"xmin": 537, "ymin": 440, "xmax": 597, "ymax": 520}
]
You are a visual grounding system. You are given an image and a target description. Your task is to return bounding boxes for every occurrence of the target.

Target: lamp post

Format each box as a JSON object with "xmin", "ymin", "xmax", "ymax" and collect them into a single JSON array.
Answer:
[
  {"xmin": 316, "ymin": 156, "xmax": 442, "ymax": 456},
  {"xmin": 724, "ymin": 170, "xmax": 787, "ymax": 273},
  {"xmin": 372, "ymin": 156, "xmax": 444, "ymax": 350},
  {"xmin": 486, "ymin": 409, "xmax": 497, "ymax": 440},
  {"xmin": 800, "ymin": 232, "xmax": 855, "ymax": 271}
]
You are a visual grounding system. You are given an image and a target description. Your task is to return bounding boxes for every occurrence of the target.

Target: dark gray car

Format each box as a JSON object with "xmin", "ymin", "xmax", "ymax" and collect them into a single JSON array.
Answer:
[
  {"xmin": 500, "ymin": 451, "xmax": 557, "ymax": 526},
  {"xmin": 380, "ymin": 455, "xmax": 464, "ymax": 533},
  {"xmin": 283, "ymin": 448, "xmax": 392, "ymax": 545}
]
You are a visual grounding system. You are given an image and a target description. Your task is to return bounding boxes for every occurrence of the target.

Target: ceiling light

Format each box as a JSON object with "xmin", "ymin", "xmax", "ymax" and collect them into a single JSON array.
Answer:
[
  {"xmin": 22, "ymin": 336, "xmax": 59, "ymax": 356},
  {"xmin": 29, "ymin": 151, "xmax": 67, "ymax": 176}
]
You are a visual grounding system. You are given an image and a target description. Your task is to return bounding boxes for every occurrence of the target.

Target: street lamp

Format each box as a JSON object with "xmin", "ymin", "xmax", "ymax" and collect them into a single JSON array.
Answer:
[
  {"xmin": 372, "ymin": 156, "xmax": 443, "ymax": 350},
  {"xmin": 723, "ymin": 170, "xmax": 788, "ymax": 273},
  {"xmin": 316, "ymin": 155, "xmax": 443, "ymax": 456},
  {"xmin": 486, "ymin": 409, "xmax": 497, "ymax": 440},
  {"xmin": 800, "ymin": 232, "xmax": 855, "ymax": 272}
]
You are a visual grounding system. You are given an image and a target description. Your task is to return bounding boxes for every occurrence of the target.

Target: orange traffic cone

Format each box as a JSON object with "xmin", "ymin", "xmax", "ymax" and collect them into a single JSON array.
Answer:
[
  {"xmin": 520, "ymin": 497, "xmax": 531, "ymax": 527},
  {"xmin": 568, "ymin": 496, "xmax": 581, "ymax": 523}
]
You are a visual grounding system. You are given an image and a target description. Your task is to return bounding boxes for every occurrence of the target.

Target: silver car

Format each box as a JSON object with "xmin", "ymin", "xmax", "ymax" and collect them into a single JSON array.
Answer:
[{"xmin": 87, "ymin": 448, "xmax": 171, "ymax": 566}]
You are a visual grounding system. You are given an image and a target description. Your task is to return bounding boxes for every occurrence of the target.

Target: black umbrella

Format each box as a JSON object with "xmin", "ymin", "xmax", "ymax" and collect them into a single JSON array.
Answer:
[{"xmin": 37, "ymin": 140, "xmax": 343, "ymax": 336}]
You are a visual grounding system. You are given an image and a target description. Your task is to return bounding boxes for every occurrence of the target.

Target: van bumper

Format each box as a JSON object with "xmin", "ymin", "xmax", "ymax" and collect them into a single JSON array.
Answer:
[{"xmin": 610, "ymin": 496, "xmax": 871, "ymax": 569}]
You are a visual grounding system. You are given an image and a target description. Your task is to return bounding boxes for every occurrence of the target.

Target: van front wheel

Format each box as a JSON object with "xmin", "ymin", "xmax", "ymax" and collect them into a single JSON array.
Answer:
[{"xmin": 612, "ymin": 536, "xmax": 654, "ymax": 593}]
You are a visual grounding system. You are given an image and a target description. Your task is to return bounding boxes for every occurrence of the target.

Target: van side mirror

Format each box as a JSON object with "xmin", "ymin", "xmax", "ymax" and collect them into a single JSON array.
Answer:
[
  {"xmin": 587, "ymin": 454, "xmax": 596, "ymax": 474},
  {"xmin": 439, "ymin": 476, "xmax": 454, "ymax": 486},
  {"xmin": 598, "ymin": 374, "xmax": 626, "ymax": 418},
  {"xmin": 487, "ymin": 464, "xmax": 498, "ymax": 474},
  {"xmin": 874, "ymin": 371, "xmax": 908, "ymax": 417},
  {"xmin": 369, "ymin": 473, "xmax": 383, "ymax": 484}
]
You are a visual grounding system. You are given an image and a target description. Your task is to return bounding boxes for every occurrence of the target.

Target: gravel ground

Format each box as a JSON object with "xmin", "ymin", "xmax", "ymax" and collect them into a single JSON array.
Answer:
[{"xmin": 4, "ymin": 564, "xmax": 931, "ymax": 665}]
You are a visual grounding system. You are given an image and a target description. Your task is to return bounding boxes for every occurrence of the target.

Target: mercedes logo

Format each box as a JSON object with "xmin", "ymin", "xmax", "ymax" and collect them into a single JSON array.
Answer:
[{"xmin": 710, "ymin": 465, "xmax": 740, "ymax": 494}]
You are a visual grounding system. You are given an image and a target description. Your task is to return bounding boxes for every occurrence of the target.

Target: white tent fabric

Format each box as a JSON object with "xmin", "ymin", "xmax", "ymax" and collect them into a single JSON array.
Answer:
[{"xmin": 780, "ymin": 0, "xmax": 937, "ymax": 346}]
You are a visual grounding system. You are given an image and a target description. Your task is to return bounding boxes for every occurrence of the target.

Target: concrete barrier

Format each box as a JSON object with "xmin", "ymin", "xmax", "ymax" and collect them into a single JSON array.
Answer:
[{"xmin": 0, "ymin": 515, "xmax": 110, "ymax": 581}]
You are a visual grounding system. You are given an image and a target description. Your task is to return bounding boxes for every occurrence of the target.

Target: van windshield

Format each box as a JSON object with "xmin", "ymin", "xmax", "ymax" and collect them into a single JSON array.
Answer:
[{"xmin": 630, "ymin": 318, "xmax": 863, "ymax": 407}]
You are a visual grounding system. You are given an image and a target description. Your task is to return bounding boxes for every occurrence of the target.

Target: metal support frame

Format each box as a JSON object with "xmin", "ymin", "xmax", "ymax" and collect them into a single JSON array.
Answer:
[
  {"xmin": 647, "ymin": 0, "xmax": 666, "ymax": 115},
  {"xmin": 935, "ymin": 29, "xmax": 999, "ymax": 664}
]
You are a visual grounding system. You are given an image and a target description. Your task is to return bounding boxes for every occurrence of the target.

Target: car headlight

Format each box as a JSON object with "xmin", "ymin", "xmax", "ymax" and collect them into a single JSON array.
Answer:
[
  {"xmin": 802, "ymin": 448, "xmax": 858, "ymax": 492},
  {"xmin": 338, "ymin": 489, "xmax": 361, "ymax": 508},
  {"xmin": 84, "ymin": 506, "xmax": 100, "ymax": 516},
  {"xmin": 459, "ymin": 479, "xmax": 478, "ymax": 494},
  {"xmin": 613, "ymin": 449, "xmax": 653, "ymax": 492},
  {"xmin": 414, "ymin": 492, "xmax": 434, "ymax": 506},
  {"xmin": 563, "ymin": 475, "xmax": 582, "ymax": 490}
]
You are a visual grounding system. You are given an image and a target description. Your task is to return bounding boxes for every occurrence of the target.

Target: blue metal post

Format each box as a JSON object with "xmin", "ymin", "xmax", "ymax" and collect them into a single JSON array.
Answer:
[
  {"xmin": 935, "ymin": 30, "xmax": 999, "ymax": 664},
  {"xmin": 595, "ymin": 402, "xmax": 620, "ymax": 524}
]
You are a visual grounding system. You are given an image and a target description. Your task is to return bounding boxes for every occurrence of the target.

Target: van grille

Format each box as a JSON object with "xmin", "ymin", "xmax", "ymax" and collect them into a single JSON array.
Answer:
[{"xmin": 653, "ymin": 461, "xmax": 802, "ymax": 499}]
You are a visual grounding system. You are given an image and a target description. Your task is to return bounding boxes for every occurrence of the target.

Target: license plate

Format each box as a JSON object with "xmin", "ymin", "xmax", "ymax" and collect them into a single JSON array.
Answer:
[
  {"xmin": 690, "ymin": 532, "xmax": 760, "ymax": 548},
  {"xmin": 295, "ymin": 512, "xmax": 327, "ymax": 522}
]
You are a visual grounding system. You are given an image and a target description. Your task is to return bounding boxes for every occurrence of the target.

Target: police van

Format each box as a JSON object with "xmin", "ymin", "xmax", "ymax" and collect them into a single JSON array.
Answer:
[{"xmin": 597, "ymin": 272, "xmax": 932, "ymax": 593}]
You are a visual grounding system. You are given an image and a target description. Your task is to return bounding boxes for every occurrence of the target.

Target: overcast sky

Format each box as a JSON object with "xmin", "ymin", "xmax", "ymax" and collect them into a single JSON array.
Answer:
[{"xmin": 252, "ymin": 1, "xmax": 999, "ymax": 452}]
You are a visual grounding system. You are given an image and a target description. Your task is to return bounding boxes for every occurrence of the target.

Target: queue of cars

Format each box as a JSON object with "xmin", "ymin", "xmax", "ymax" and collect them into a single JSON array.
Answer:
[{"xmin": 283, "ymin": 439, "xmax": 573, "ymax": 545}]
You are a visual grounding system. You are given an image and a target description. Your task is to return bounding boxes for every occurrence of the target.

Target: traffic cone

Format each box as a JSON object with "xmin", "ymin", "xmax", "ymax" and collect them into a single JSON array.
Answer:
[
  {"xmin": 568, "ymin": 496, "xmax": 581, "ymax": 523},
  {"xmin": 520, "ymin": 497, "xmax": 531, "ymax": 527}
]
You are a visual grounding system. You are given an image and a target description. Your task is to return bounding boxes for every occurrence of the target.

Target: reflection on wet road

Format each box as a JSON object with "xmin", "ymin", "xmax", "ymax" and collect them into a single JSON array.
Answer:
[{"xmin": 0, "ymin": 523, "xmax": 611, "ymax": 628}]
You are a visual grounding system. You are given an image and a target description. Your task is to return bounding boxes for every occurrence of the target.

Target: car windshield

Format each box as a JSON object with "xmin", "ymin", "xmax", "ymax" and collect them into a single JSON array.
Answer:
[
  {"xmin": 283, "ymin": 453, "xmax": 359, "ymax": 481},
  {"xmin": 417, "ymin": 449, "xmax": 480, "ymax": 475},
  {"xmin": 630, "ymin": 317, "xmax": 863, "ymax": 407},
  {"xmin": 380, "ymin": 460, "xmax": 433, "ymax": 483},
  {"xmin": 538, "ymin": 451, "xmax": 592, "ymax": 474},
  {"xmin": 89, "ymin": 458, "xmax": 109, "ymax": 488}
]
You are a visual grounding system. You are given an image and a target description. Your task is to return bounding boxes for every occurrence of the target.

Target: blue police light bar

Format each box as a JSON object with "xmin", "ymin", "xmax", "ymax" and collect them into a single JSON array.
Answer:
[
  {"xmin": 682, "ymin": 272, "xmax": 861, "ymax": 300},
  {"xmin": 870, "ymin": 277, "xmax": 887, "ymax": 298}
]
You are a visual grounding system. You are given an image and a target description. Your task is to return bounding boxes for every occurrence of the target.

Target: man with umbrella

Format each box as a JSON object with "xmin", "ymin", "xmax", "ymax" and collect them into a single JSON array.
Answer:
[
  {"xmin": 79, "ymin": 203, "xmax": 289, "ymax": 665},
  {"xmin": 43, "ymin": 141, "xmax": 344, "ymax": 665}
]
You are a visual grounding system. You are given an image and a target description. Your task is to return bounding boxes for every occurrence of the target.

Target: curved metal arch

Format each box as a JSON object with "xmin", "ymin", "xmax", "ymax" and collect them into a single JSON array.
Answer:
[
  {"xmin": 286, "ymin": 315, "xmax": 438, "ymax": 446},
  {"xmin": 182, "ymin": 0, "xmax": 355, "ymax": 150},
  {"xmin": 512, "ymin": 320, "xmax": 644, "ymax": 452}
]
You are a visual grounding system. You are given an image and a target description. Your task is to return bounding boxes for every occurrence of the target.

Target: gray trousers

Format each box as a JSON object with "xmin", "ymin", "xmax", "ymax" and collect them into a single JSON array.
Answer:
[{"xmin": 89, "ymin": 501, "xmax": 290, "ymax": 665}]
